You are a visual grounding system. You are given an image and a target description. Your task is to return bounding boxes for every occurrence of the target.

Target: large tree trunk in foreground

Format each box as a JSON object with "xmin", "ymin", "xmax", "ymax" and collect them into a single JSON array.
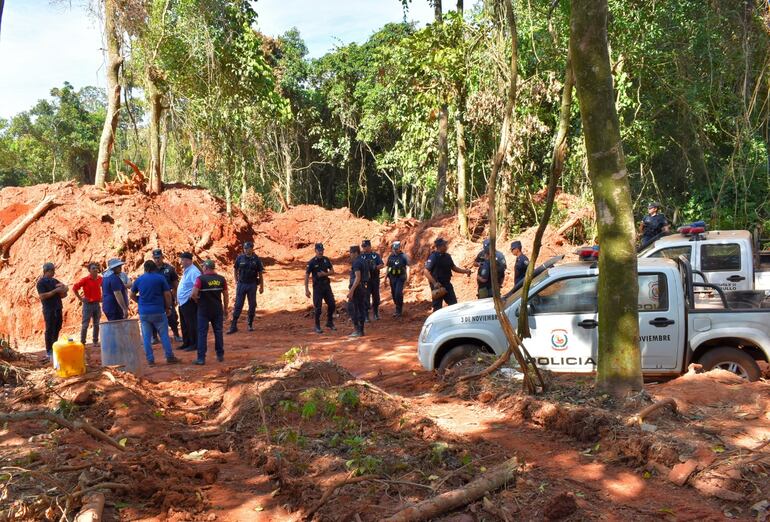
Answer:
[
  {"xmin": 455, "ymin": 0, "xmax": 469, "ymax": 237},
  {"xmin": 431, "ymin": 0, "xmax": 448, "ymax": 218},
  {"xmin": 570, "ymin": 0, "xmax": 641, "ymax": 396},
  {"xmin": 147, "ymin": 67, "xmax": 164, "ymax": 195},
  {"xmin": 94, "ymin": 0, "xmax": 123, "ymax": 189}
]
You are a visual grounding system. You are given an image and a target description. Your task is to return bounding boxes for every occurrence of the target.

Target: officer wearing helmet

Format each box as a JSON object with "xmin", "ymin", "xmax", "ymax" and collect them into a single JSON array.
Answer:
[{"xmin": 639, "ymin": 201, "xmax": 670, "ymax": 249}]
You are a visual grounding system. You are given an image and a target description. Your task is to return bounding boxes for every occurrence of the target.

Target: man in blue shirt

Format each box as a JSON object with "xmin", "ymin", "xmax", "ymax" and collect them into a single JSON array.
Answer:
[
  {"xmin": 102, "ymin": 258, "xmax": 129, "ymax": 321},
  {"xmin": 130, "ymin": 260, "xmax": 180, "ymax": 366},
  {"xmin": 177, "ymin": 252, "xmax": 201, "ymax": 352},
  {"xmin": 347, "ymin": 245, "xmax": 369, "ymax": 338}
]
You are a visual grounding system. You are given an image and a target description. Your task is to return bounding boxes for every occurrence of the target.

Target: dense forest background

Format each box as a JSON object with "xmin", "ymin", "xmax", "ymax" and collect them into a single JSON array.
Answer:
[{"xmin": 1, "ymin": 0, "xmax": 768, "ymax": 233}]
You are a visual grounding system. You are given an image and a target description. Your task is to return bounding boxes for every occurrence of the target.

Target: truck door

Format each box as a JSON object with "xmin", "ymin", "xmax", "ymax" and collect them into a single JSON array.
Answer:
[
  {"xmin": 523, "ymin": 275, "xmax": 598, "ymax": 373},
  {"xmin": 637, "ymin": 272, "xmax": 681, "ymax": 369},
  {"xmin": 701, "ymin": 242, "xmax": 749, "ymax": 291}
]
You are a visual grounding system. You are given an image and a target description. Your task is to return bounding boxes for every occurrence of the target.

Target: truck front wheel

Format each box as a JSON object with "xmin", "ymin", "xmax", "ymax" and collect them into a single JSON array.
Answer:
[
  {"xmin": 698, "ymin": 347, "xmax": 761, "ymax": 381},
  {"xmin": 437, "ymin": 344, "xmax": 482, "ymax": 373}
]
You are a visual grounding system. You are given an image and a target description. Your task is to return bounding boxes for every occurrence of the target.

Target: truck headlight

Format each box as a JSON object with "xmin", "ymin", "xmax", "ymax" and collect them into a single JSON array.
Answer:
[{"xmin": 420, "ymin": 323, "xmax": 434, "ymax": 343}]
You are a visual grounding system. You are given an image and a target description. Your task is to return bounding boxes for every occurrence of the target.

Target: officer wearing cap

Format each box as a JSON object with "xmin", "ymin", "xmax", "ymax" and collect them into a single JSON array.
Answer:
[
  {"xmin": 36, "ymin": 262, "xmax": 68, "ymax": 362},
  {"xmin": 385, "ymin": 241, "xmax": 409, "ymax": 317},
  {"xmin": 102, "ymin": 258, "xmax": 129, "ymax": 321},
  {"xmin": 475, "ymin": 239, "xmax": 506, "ymax": 294},
  {"xmin": 347, "ymin": 245, "xmax": 369, "ymax": 337},
  {"xmin": 360, "ymin": 239, "xmax": 385, "ymax": 321},
  {"xmin": 639, "ymin": 201, "xmax": 670, "ymax": 249},
  {"xmin": 191, "ymin": 259, "xmax": 228, "ymax": 365},
  {"xmin": 152, "ymin": 249, "xmax": 182, "ymax": 343},
  {"xmin": 510, "ymin": 240, "xmax": 529, "ymax": 286},
  {"xmin": 424, "ymin": 238, "xmax": 471, "ymax": 311},
  {"xmin": 227, "ymin": 241, "xmax": 265, "ymax": 334},
  {"xmin": 305, "ymin": 243, "xmax": 336, "ymax": 333}
]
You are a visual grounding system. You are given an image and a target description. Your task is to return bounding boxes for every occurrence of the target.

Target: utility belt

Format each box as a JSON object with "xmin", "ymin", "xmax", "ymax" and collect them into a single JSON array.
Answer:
[{"xmin": 388, "ymin": 267, "xmax": 405, "ymax": 277}]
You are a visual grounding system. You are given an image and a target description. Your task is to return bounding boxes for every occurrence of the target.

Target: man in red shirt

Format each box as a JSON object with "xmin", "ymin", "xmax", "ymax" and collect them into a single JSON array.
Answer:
[{"xmin": 73, "ymin": 263, "xmax": 103, "ymax": 345}]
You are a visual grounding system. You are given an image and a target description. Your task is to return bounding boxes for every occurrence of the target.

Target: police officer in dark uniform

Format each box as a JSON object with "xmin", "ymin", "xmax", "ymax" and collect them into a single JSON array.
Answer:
[
  {"xmin": 424, "ymin": 238, "xmax": 471, "ymax": 311},
  {"xmin": 476, "ymin": 250, "xmax": 496, "ymax": 299},
  {"xmin": 384, "ymin": 241, "xmax": 409, "ymax": 317},
  {"xmin": 639, "ymin": 201, "xmax": 670, "ymax": 249},
  {"xmin": 510, "ymin": 240, "xmax": 529, "ymax": 286},
  {"xmin": 227, "ymin": 241, "xmax": 265, "ymax": 334},
  {"xmin": 360, "ymin": 239, "xmax": 384, "ymax": 321},
  {"xmin": 474, "ymin": 239, "xmax": 506, "ymax": 289},
  {"xmin": 191, "ymin": 259, "xmax": 228, "ymax": 365},
  {"xmin": 347, "ymin": 245, "xmax": 369, "ymax": 337},
  {"xmin": 152, "ymin": 249, "xmax": 182, "ymax": 343},
  {"xmin": 304, "ymin": 243, "xmax": 336, "ymax": 333}
]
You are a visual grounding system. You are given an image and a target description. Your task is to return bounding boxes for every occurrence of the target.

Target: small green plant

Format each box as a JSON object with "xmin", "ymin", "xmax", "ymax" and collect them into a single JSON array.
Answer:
[
  {"xmin": 301, "ymin": 400, "xmax": 318, "ymax": 420},
  {"xmin": 279, "ymin": 400, "xmax": 299, "ymax": 414},
  {"xmin": 281, "ymin": 346, "xmax": 307, "ymax": 364},
  {"xmin": 346, "ymin": 454, "xmax": 383, "ymax": 476},
  {"xmin": 276, "ymin": 428, "xmax": 307, "ymax": 447},
  {"xmin": 55, "ymin": 399, "xmax": 78, "ymax": 419},
  {"xmin": 430, "ymin": 442, "xmax": 449, "ymax": 465},
  {"xmin": 337, "ymin": 388, "xmax": 360, "ymax": 409}
]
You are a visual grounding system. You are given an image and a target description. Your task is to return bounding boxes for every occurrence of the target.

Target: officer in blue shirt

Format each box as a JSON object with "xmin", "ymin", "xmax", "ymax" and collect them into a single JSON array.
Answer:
[
  {"xmin": 424, "ymin": 238, "xmax": 471, "ymax": 311},
  {"xmin": 510, "ymin": 240, "xmax": 529, "ymax": 286},
  {"xmin": 385, "ymin": 241, "xmax": 409, "ymax": 317},
  {"xmin": 347, "ymin": 245, "xmax": 369, "ymax": 337},
  {"xmin": 227, "ymin": 241, "xmax": 265, "ymax": 334},
  {"xmin": 304, "ymin": 243, "xmax": 336, "ymax": 333},
  {"xmin": 360, "ymin": 239, "xmax": 384, "ymax": 321}
]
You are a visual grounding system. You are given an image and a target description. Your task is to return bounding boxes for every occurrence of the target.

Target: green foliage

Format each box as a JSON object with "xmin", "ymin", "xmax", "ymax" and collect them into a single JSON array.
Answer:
[
  {"xmin": 281, "ymin": 346, "xmax": 306, "ymax": 364},
  {"xmin": 337, "ymin": 388, "xmax": 361, "ymax": 409}
]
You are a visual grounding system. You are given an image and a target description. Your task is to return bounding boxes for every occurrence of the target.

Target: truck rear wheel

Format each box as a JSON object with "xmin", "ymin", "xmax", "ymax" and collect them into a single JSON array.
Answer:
[
  {"xmin": 698, "ymin": 347, "xmax": 761, "ymax": 381},
  {"xmin": 437, "ymin": 344, "xmax": 482, "ymax": 373}
]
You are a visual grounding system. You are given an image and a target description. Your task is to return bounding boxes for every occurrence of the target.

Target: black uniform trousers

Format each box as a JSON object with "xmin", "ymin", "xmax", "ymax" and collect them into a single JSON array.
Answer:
[
  {"xmin": 365, "ymin": 277, "xmax": 381, "ymax": 316},
  {"xmin": 347, "ymin": 285, "xmax": 367, "ymax": 333},
  {"xmin": 313, "ymin": 282, "xmax": 336, "ymax": 328},
  {"xmin": 43, "ymin": 308, "xmax": 63, "ymax": 356},
  {"xmin": 231, "ymin": 282, "xmax": 257, "ymax": 325},
  {"xmin": 389, "ymin": 276, "xmax": 406, "ymax": 314},
  {"xmin": 431, "ymin": 281, "xmax": 458, "ymax": 312},
  {"xmin": 179, "ymin": 300, "xmax": 198, "ymax": 348}
]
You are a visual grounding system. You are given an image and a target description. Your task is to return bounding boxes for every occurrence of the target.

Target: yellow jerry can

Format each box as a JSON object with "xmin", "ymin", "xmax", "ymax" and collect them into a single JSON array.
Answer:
[{"xmin": 52, "ymin": 337, "xmax": 86, "ymax": 378}]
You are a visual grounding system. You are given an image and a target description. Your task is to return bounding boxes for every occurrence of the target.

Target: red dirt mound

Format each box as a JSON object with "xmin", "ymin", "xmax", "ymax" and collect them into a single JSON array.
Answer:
[{"xmin": 0, "ymin": 181, "xmax": 255, "ymax": 341}]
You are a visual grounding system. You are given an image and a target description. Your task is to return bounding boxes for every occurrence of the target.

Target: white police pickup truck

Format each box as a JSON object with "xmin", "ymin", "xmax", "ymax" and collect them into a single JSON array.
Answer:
[
  {"xmin": 417, "ymin": 257, "xmax": 770, "ymax": 381},
  {"xmin": 638, "ymin": 228, "xmax": 770, "ymax": 292}
]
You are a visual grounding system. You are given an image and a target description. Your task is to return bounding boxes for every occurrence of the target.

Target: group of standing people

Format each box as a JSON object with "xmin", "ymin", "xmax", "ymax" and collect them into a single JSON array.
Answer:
[
  {"xmin": 37, "ymin": 235, "xmax": 528, "ymax": 364},
  {"xmin": 37, "ymin": 246, "xmax": 244, "ymax": 367},
  {"xmin": 305, "ymin": 240, "xmax": 410, "ymax": 337}
]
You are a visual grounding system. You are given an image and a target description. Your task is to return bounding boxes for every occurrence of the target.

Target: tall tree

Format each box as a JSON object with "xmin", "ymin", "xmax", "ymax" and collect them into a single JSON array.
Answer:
[
  {"xmin": 455, "ymin": 0, "xmax": 469, "ymax": 237},
  {"xmin": 570, "ymin": 0, "xmax": 642, "ymax": 396},
  {"xmin": 94, "ymin": 0, "xmax": 123, "ymax": 188},
  {"xmin": 432, "ymin": 0, "xmax": 450, "ymax": 217}
]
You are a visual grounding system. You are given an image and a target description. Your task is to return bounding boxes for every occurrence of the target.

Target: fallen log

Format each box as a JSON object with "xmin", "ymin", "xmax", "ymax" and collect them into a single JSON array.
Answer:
[
  {"xmin": 0, "ymin": 194, "xmax": 56, "ymax": 261},
  {"xmin": 626, "ymin": 397, "xmax": 678, "ymax": 426},
  {"xmin": 556, "ymin": 214, "xmax": 582, "ymax": 237},
  {"xmin": 0, "ymin": 410, "xmax": 125, "ymax": 452},
  {"xmin": 74, "ymin": 492, "xmax": 105, "ymax": 522},
  {"xmin": 383, "ymin": 457, "xmax": 518, "ymax": 522}
]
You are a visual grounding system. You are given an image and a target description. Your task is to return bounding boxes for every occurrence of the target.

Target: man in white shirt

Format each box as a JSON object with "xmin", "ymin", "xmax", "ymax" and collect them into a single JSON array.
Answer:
[{"xmin": 177, "ymin": 252, "xmax": 202, "ymax": 352}]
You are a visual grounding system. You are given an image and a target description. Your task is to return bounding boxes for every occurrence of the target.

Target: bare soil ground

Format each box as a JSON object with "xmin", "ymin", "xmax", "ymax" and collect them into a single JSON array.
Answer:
[{"xmin": 1, "ymin": 183, "xmax": 768, "ymax": 521}]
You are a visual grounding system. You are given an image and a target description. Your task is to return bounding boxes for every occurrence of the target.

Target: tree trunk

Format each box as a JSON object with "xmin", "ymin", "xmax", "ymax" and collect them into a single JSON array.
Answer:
[
  {"xmin": 455, "ymin": 0, "xmax": 469, "ymax": 237},
  {"xmin": 431, "ymin": 0, "xmax": 448, "ymax": 218},
  {"xmin": 159, "ymin": 112, "xmax": 169, "ymax": 180},
  {"xmin": 281, "ymin": 133, "xmax": 293, "ymax": 207},
  {"xmin": 570, "ymin": 0, "xmax": 642, "ymax": 396},
  {"xmin": 94, "ymin": 0, "xmax": 123, "ymax": 189},
  {"xmin": 146, "ymin": 67, "xmax": 164, "ymax": 195}
]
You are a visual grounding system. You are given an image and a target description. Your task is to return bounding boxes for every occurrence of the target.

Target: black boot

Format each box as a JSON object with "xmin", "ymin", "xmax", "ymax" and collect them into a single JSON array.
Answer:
[{"xmin": 226, "ymin": 322, "xmax": 237, "ymax": 335}]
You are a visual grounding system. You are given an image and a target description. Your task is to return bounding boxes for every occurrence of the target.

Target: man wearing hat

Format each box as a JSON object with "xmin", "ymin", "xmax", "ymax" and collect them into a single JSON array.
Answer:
[
  {"xmin": 227, "ymin": 241, "xmax": 265, "ymax": 334},
  {"xmin": 102, "ymin": 258, "xmax": 129, "ymax": 321},
  {"xmin": 73, "ymin": 263, "xmax": 103, "ymax": 345},
  {"xmin": 152, "ymin": 249, "xmax": 182, "ymax": 342},
  {"xmin": 304, "ymin": 243, "xmax": 336, "ymax": 333},
  {"xmin": 191, "ymin": 259, "xmax": 228, "ymax": 364},
  {"xmin": 360, "ymin": 239, "xmax": 384, "ymax": 321},
  {"xmin": 510, "ymin": 241, "xmax": 529, "ymax": 286},
  {"xmin": 177, "ymin": 252, "xmax": 201, "ymax": 351},
  {"xmin": 424, "ymin": 238, "xmax": 471, "ymax": 311},
  {"xmin": 639, "ymin": 201, "xmax": 670, "ymax": 249},
  {"xmin": 36, "ymin": 262, "xmax": 68, "ymax": 361},
  {"xmin": 347, "ymin": 245, "xmax": 369, "ymax": 337},
  {"xmin": 384, "ymin": 241, "xmax": 409, "ymax": 317},
  {"xmin": 130, "ymin": 260, "xmax": 181, "ymax": 366},
  {"xmin": 475, "ymin": 239, "xmax": 507, "ymax": 289}
]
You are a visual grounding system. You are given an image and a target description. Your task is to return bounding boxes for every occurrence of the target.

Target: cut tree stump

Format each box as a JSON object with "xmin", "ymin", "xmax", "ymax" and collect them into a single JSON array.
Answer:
[
  {"xmin": 0, "ymin": 195, "xmax": 56, "ymax": 262},
  {"xmin": 383, "ymin": 457, "xmax": 518, "ymax": 522},
  {"xmin": 74, "ymin": 492, "xmax": 105, "ymax": 522}
]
